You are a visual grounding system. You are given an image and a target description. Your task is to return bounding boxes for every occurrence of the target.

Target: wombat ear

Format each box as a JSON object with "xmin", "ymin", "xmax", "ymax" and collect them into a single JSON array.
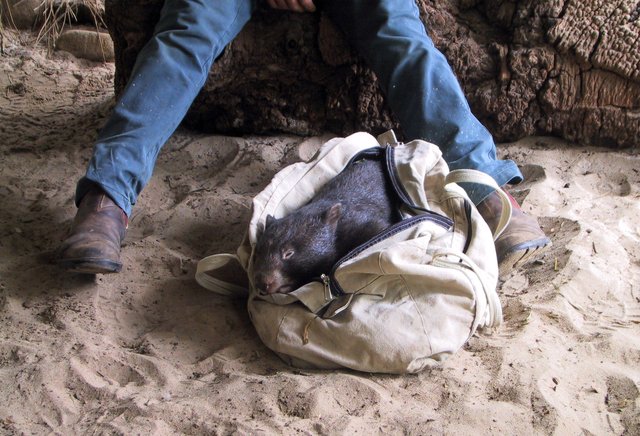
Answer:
[
  {"xmin": 265, "ymin": 214, "xmax": 276, "ymax": 227},
  {"xmin": 324, "ymin": 203, "xmax": 342, "ymax": 227}
]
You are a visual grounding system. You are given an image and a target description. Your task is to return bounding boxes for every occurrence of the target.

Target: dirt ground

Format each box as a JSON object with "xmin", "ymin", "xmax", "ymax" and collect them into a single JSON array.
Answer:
[{"xmin": 1, "ymin": 29, "xmax": 639, "ymax": 434}]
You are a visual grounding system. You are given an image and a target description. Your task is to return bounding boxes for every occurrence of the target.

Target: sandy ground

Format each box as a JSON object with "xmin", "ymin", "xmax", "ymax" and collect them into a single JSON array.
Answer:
[{"xmin": 1, "ymin": 29, "xmax": 639, "ymax": 434}]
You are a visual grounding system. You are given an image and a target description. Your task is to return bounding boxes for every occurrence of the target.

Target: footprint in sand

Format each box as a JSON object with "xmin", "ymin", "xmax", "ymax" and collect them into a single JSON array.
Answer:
[
  {"xmin": 276, "ymin": 374, "xmax": 382, "ymax": 420},
  {"xmin": 66, "ymin": 349, "xmax": 171, "ymax": 414},
  {"xmin": 572, "ymin": 164, "xmax": 633, "ymax": 197},
  {"xmin": 581, "ymin": 290, "xmax": 640, "ymax": 334},
  {"xmin": 605, "ymin": 375, "xmax": 639, "ymax": 435},
  {"xmin": 466, "ymin": 337, "xmax": 506, "ymax": 375},
  {"xmin": 509, "ymin": 164, "xmax": 546, "ymax": 204},
  {"xmin": 156, "ymin": 136, "xmax": 243, "ymax": 207},
  {"xmin": 499, "ymin": 299, "xmax": 533, "ymax": 338},
  {"xmin": 618, "ymin": 214, "xmax": 640, "ymax": 244},
  {"xmin": 519, "ymin": 164, "xmax": 547, "ymax": 186},
  {"xmin": 162, "ymin": 135, "xmax": 242, "ymax": 178},
  {"xmin": 69, "ymin": 354, "xmax": 146, "ymax": 392},
  {"xmin": 530, "ymin": 389, "xmax": 559, "ymax": 433},
  {"xmin": 594, "ymin": 173, "xmax": 632, "ymax": 197},
  {"xmin": 520, "ymin": 217, "xmax": 581, "ymax": 285}
]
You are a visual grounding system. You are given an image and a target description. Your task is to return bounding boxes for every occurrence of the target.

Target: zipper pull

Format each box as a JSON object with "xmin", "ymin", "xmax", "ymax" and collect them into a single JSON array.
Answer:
[{"xmin": 320, "ymin": 274, "xmax": 333, "ymax": 301}]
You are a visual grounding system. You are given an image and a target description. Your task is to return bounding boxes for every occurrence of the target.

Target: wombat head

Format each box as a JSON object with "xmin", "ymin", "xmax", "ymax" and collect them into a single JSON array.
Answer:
[{"xmin": 252, "ymin": 202, "xmax": 341, "ymax": 294}]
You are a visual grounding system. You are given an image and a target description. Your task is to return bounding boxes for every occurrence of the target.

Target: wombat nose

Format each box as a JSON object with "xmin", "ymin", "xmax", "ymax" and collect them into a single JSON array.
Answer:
[{"xmin": 257, "ymin": 276, "xmax": 276, "ymax": 294}]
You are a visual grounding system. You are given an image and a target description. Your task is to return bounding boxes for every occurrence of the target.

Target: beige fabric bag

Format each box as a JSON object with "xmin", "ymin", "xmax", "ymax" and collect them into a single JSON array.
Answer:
[{"xmin": 196, "ymin": 131, "xmax": 511, "ymax": 374}]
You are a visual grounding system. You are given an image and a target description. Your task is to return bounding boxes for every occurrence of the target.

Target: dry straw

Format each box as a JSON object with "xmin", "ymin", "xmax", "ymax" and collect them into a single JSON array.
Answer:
[{"xmin": 1, "ymin": 0, "xmax": 105, "ymax": 51}]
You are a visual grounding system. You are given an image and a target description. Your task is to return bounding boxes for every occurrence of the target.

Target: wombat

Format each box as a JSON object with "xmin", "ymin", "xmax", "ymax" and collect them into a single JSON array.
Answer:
[{"xmin": 253, "ymin": 157, "xmax": 401, "ymax": 295}]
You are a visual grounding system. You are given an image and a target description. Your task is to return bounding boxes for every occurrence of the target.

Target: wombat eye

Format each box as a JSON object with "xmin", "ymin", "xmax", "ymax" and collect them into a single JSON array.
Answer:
[{"xmin": 282, "ymin": 249, "xmax": 295, "ymax": 260}]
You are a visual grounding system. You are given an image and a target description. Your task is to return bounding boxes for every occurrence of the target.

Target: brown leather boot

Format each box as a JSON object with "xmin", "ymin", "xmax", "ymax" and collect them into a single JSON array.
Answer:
[
  {"xmin": 57, "ymin": 186, "xmax": 128, "ymax": 274},
  {"xmin": 477, "ymin": 187, "xmax": 551, "ymax": 277}
]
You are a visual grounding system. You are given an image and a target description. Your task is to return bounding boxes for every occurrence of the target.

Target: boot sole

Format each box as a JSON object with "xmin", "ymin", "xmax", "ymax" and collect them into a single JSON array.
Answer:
[
  {"xmin": 58, "ymin": 258, "xmax": 122, "ymax": 274},
  {"xmin": 498, "ymin": 237, "xmax": 552, "ymax": 278}
]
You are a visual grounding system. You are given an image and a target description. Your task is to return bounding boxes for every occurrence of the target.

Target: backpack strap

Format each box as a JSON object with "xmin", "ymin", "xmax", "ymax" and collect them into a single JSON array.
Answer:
[
  {"xmin": 195, "ymin": 253, "xmax": 249, "ymax": 297},
  {"xmin": 376, "ymin": 129, "xmax": 400, "ymax": 147},
  {"xmin": 378, "ymin": 138, "xmax": 507, "ymax": 234},
  {"xmin": 444, "ymin": 169, "xmax": 512, "ymax": 240}
]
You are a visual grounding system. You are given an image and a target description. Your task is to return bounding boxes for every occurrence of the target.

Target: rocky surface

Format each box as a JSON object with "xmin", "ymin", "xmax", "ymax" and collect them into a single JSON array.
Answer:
[{"xmin": 103, "ymin": 0, "xmax": 639, "ymax": 148}]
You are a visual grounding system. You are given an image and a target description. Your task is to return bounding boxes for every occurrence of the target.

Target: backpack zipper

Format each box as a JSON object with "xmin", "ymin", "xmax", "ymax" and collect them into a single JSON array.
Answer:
[
  {"xmin": 320, "ymin": 212, "xmax": 453, "ymax": 297},
  {"xmin": 385, "ymin": 146, "xmax": 454, "ymax": 223},
  {"xmin": 313, "ymin": 145, "xmax": 454, "ymax": 298},
  {"xmin": 320, "ymin": 273, "xmax": 333, "ymax": 300}
]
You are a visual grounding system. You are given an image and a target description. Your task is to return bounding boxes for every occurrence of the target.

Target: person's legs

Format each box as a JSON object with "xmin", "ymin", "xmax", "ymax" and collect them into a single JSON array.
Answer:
[
  {"xmin": 78, "ymin": 0, "xmax": 256, "ymax": 216},
  {"xmin": 323, "ymin": 0, "xmax": 549, "ymax": 274},
  {"xmin": 59, "ymin": 0, "xmax": 255, "ymax": 273},
  {"xmin": 323, "ymin": 0, "xmax": 521, "ymax": 205}
]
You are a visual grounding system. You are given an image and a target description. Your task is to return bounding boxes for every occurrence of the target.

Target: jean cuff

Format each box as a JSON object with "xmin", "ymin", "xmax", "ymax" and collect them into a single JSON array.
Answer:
[
  {"xmin": 458, "ymin": 160, "xmax": 523, "ymax": 205},
  {"xmin": 75, "ymin": 177, "xmax": 133, "ymax": 217}
]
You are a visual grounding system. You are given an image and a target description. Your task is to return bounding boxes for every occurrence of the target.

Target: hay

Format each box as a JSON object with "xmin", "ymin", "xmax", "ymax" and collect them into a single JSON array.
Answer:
[
  {"xmin": 37, "ymin": 0, "xmax": 105, "ymax": 50},
  {"xmin": 0, "ymin": 0, "xmax": 105, "ymax": 51}
]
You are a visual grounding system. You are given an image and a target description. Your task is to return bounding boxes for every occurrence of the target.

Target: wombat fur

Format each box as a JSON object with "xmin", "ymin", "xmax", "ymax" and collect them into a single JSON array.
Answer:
[{"xmin": 253, "ymin": 157, "xmax": 400, "ymax": 294}]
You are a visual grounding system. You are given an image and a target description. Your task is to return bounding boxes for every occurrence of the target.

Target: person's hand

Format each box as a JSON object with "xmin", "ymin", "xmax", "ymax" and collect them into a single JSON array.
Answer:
[{"xmin": 266, "ymin": 0, "xmax": 316, "ymax": 13}]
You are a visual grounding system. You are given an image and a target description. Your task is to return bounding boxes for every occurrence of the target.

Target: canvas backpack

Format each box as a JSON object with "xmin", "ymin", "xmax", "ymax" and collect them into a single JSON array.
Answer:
[{"xmin": 196, "ymin": 131, "xmax": 511, "ymax": 374}]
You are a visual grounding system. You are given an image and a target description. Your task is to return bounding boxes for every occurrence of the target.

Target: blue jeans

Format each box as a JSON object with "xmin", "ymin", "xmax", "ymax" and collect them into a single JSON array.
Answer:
[{"xmin": 77, "ymin": 0, "xmax": 523, "ymax": 216}]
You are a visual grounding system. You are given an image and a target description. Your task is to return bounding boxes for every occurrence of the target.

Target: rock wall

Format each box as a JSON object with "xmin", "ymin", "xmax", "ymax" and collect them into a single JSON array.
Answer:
[{"xmin": 105, "ymin": 0, "xmax": 640, "ymax": 147}]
